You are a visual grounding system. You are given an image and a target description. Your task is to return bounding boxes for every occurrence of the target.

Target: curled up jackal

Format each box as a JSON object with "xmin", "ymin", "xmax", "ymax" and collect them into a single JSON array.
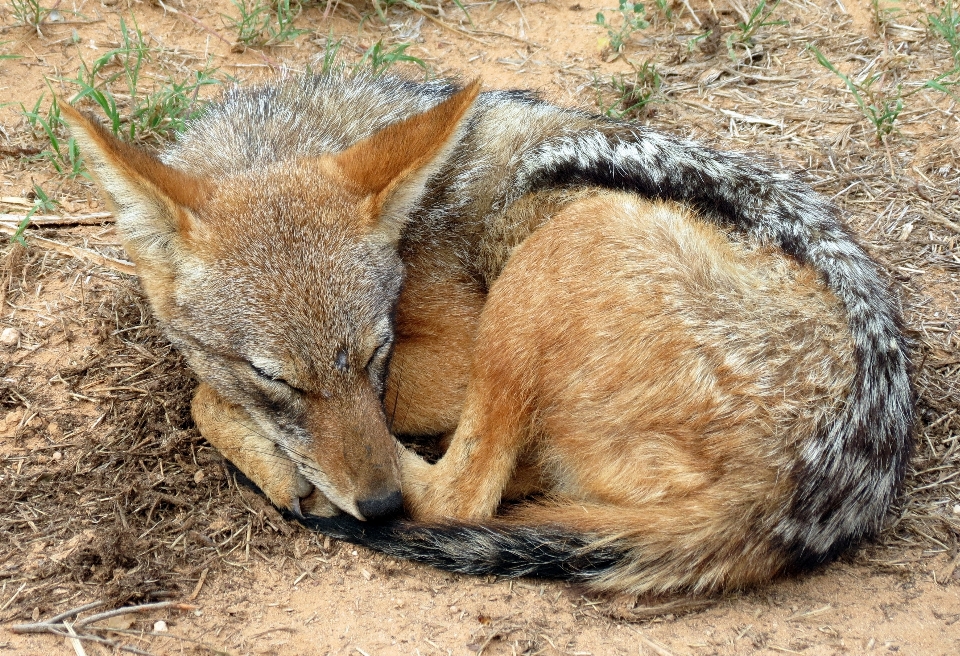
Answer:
[{"xmin": 62, "ymin": 73, "xmax": 914, "ymax": 595}]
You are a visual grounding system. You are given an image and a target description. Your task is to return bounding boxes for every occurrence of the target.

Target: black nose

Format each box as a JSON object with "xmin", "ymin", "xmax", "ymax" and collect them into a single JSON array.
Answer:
[{"xmin": 357, "ymin": 490, "xmax": 404, "ymax": 520}]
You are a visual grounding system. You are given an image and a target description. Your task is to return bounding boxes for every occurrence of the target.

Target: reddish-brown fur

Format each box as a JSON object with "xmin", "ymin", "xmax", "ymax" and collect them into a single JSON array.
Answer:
[{"xmin": 62, "ymin": 80, "xmax": 874, "ymax": 594}]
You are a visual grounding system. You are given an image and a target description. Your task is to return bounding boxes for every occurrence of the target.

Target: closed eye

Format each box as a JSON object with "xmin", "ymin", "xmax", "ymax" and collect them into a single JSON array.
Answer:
[
  {"xmin": 250, "ymin": 362, "xmax": 303, "ymax": 393},
  {"xmin": 366, "ymin": 339, "xmax": 393, "ymax": 370}
]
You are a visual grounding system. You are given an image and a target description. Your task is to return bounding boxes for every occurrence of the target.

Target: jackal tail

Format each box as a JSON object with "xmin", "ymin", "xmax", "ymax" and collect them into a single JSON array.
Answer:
[
  {"xmin": 514, "ymin": 126, "xmax": 914, "ymax": 565},
  {"xmin": 294, "ymin": 500, "xmax": 786, "ymax": 594}
]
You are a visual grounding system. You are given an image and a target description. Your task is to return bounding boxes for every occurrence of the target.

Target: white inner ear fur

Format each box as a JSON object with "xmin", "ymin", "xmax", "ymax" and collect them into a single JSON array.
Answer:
[
  {"xmin": 374, "ymin": 102, "xmax": 478, "ymax": 244},
  {"xmin": 67, "ymin": 122, "xmax": 190, "ymax": 271}
]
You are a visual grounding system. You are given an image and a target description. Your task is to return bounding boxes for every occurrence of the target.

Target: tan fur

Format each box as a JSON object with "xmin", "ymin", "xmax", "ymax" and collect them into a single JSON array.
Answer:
[
  {"xmin": 62, "ymin": 78, "xmax": 878, "ymax": 594},
  {"xmin": 398, "ymin": 193, "xmax": 854, "ymax": 590},
  {"xmin": 62, "ymin": 82, "xmax": 483, "ymax": 521}
]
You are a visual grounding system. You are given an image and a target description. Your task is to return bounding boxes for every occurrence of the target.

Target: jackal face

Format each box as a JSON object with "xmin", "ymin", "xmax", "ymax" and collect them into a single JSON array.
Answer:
[{"xmin": 62, "ymin": 80, "xmax": 480, "ymax": 520}]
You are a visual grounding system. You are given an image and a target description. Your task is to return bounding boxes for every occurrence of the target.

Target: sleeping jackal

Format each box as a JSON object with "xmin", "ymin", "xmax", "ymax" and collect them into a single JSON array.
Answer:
[{"xmin": 62, "ymin": 74, "xmax": 913, "ymax": 595}]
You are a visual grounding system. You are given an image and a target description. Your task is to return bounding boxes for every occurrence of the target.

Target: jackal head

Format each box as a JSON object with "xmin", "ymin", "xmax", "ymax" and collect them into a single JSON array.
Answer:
[{"xmin": 62, "ymin": 80, "xmax": 481, "ymax": 520}]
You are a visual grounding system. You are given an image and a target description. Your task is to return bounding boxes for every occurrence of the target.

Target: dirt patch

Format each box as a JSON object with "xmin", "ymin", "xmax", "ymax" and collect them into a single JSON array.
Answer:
[{"xmin": 1, "ymin": 0, "xmax": 959, "ymax": 654}]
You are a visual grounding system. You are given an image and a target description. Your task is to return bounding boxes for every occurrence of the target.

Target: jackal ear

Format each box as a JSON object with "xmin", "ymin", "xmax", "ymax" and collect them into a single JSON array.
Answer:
[
  {"xmin": 59, "ymin": 101, "xmax": 212, "ymax": 271},
  {"xmin": 333, "ymin": 79, "xmax": 481, "ymax": 243}
]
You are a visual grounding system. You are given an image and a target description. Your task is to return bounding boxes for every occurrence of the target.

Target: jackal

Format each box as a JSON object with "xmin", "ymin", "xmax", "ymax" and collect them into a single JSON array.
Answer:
[{"xmin": 62, "ymin": 73, "xmax": 912, "ymax": 594}]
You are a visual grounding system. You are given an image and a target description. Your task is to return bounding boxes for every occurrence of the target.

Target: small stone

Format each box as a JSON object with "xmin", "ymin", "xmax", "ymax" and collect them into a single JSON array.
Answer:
[
  {"xmin": 953, "ymin": 505, "xmax": 960, "ymax": 516},
  {"xmin": 52, "ymin": 451, "xmax": 62, "ymax": 461},
  {"xmin": 0, "ymin": 327, "xmax": 19, "ymax": 347},
  {"xmin": 1, "ymin": 409, "xmax": 24, "ymax": 434},
  {"xmin": 153, "ymin": 620, "xmax": 168, "ymax": 632},
  {"xmin": 194, "ymin": 469, "xmax": 205, "ymax": 484}
]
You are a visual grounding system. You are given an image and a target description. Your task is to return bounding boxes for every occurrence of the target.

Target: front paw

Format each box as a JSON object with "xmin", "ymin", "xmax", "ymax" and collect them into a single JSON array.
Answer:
[{"xmin": 398, "ymin": 447, "xmax": 442, "ymax": 519}]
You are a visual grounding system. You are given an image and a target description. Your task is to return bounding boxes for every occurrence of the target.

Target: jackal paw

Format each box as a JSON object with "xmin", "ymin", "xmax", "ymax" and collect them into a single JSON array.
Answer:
[{"xmin": 398, "ymin": 446, "xmax": 443, "ymax": 519}]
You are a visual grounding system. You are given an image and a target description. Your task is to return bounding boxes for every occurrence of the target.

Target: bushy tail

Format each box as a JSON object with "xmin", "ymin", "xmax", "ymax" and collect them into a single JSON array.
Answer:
[
  {"xmin": 289, "ymin": 122, "xmax": 912, "ymax": 589},
  {"xmin": 293, "ymin": 499, "xmax": 787, "ymax": 594},
  {"xmin": 509, "ymin": 123, "xmax": 914, "ymax": 563}
]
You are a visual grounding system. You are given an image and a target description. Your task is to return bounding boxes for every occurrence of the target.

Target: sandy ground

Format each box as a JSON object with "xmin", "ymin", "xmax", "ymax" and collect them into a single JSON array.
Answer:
[{"xmin": 1, "ymin": 0, "xmax": 959, "ymax": 654}]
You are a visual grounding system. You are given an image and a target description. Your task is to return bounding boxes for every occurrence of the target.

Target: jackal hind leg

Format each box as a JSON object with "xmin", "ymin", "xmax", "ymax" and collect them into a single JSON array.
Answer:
[{"xmin": 191, "ymin": 383, "xmax": 335, "ymax": 517}]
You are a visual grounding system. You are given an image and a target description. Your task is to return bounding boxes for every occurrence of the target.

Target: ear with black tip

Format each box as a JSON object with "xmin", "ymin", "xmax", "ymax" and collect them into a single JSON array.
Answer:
[
  {"xmin": 60, "ymin": 101, "xmax": 213, "ymax": 271},
  {"xmin": 332, "ymin": 79, "xmax": 481, "ymax": 242}
]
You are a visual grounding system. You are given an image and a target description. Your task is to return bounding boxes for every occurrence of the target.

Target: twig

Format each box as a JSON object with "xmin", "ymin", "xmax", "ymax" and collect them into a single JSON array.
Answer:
[
  {"xmin": 91, "ymin": 626, "xmax": 234, "ymax": 656},
  {"xmin": 0, "ymin": 583, "xmax": 26, "ymax": 612},
  {"xmin": 64, "ymin": 621, "xmax": 88, "ymax": 656},
  {"xmin": 45, "ymin": 601, "xmax": 108, "ymax": 625},
  {"xmin": 411, "ymin": 8, "xmax": 486, "ymax": 44},
  {"xmin": 926, "ymin": 214, "xmax": 960, "ymax": 234},
  {"xmin": 0, "ymin": 211, "xmax": 113, "ymax": 226},
  {"xmin": 43, "ymin": 628, "xmax": 156, "ymax": 656},
  {"xmin": 75, "ymin": 601, "xmax": 196, "ymax": 628},
  {"xmin": 679, "ymin": 0, "xmax": 702, "ymax": 26},
  {"xmin": 466, "ymin": 28, "xmax": 539, "ymax": 47},
  {"xmin": 0, "ymin": 144, "xmax": 44, "ymax": 156},
  {"xmin": 8, "ymin": 601, "xmax": 116, "ymax": 633},
  {"xmin": 0, "ymin": 223, "xmax": 136, "ymax": 274},
  {"xmin": 188, "ymin": 567, "xmax": 209, "ymax": 601},
  {"xmin": 156, "ymin": 0, "xmax": 279, "ymax": 70},
  {"xmin": 637, "ymin": 635, "xmax": 676, "ymax": 656}
]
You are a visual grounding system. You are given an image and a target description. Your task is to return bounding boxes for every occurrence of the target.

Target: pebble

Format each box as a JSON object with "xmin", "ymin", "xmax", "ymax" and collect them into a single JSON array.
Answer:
[
  {"xmin": 953, "ymin": 505, "xmax": 960, "ymax": 516},
  {"xmin": 0, "ymin": 327, "xmax": 19, "ymax": 347},
  {"xmin": 153, "ymin": 620, "xmax": 168, "ymax": 633}
]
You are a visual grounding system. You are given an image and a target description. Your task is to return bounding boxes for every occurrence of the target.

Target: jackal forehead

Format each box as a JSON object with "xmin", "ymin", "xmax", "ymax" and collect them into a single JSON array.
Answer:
[{"xmin": 170, "ymin": 235, "xmax": 401, "ymax": 383}]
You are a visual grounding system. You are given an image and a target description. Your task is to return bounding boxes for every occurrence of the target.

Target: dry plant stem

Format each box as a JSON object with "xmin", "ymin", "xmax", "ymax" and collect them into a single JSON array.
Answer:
[
  {"xmin": 10, "ymin": 601, "xmax": 198, "ymax": 655},
  {"xmin": 680, "ymin": 0, "xmax": 702, "ymax": 26},
  {"xmin": 0, "ymin": 222, "xmax": 135, "ymax": 274},
  {"xmin": 10, "ymin": 600, "xmax": 189, "ymax": 633},
  {"xmin": 45, "ymin": 601, "xmax": 108, "ymax": 625},
  {"xmin": 63, "ymin": 621, "xmax": 87, "ymax": 656},
  {"xmin": 637, "ymin": 635, "xmax": 677, "ymax": 656},
  {"xmin": 92, "ymin": 626, "xmax": 235, "ymax": 656},
  {"xmin": 44, "ymin": 630, "xmax": 156, "ymax": 656},
  {"xmin": 155, "ymin": 0, "xmax": 279, "ymax": 70},
  {"xmin": 925, "ymin": 214, "xmax": 960, "ymax": 234},
  {"xmin": 410, "ymin": 8, "xmax": 486, "ymax": 43},
  {"xmin": 75, "ymin": 601, "xmax": 197, "ymax": 628},
  {"xmin": 0, "ymin": 212, "xmax": 113, "ymax": 226}
]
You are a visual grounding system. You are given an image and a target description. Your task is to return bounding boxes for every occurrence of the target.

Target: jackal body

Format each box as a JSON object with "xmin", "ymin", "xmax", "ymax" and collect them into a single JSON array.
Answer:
[{"xmin": 63, "ymin": 74, "xmax": 913, "ymax": 595}]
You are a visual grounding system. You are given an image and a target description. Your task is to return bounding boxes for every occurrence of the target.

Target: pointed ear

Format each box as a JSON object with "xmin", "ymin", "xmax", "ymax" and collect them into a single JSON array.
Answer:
[
  {"xmin": 59, "ymin": 100, "xmax": 212, "ymax": 270},
  {"xmin": 332, "ymin": 79, "xmax": 481, "ymax": 242}
]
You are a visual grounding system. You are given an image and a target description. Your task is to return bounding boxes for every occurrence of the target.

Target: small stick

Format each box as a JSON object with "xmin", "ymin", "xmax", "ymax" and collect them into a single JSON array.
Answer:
[
  {"xmin": 0, "ymin": 212, "xmax": 114, "ymax": 226},
  {"xmin": 188, "ymin": 567, "xmax": 209, "ymax": 601},
  {"xmin": 415, "ymin": 9, "xmax": 486, "ymax": 44},
  {"xmin": 45, "ymin": 600, "xmax": 107, "ymax": 625},
  {"xmin": 0, "ymin": 223, "xmax": 136, "ymax": 274},
  {"xmin": 926, "ymin": 214, "xmax": 960, "ymax": 234},
  {"xmin": 75, "ymin": 601, "xmax": 196, "ymax": 628},
  {"xmin": 11, "ymin": 600, "xmax": 105, "ymax": 633},
  {"xmin": 64, "ymin": 621, "xmax": 88, "ymax": 656},
  {"xmin": 44, "ymin": 629, "xmax": 156, "ymax": 656},
  {"xmin": 680, "ymin": 0, "xmax": 703, "ymax": 26},
  {"xmin": 156, "ymin": 0, "xmax": 279, "ymax": 70},
  {"xmin": 0, "ymin": 583, "xmax": 26, "ymax": 612}
]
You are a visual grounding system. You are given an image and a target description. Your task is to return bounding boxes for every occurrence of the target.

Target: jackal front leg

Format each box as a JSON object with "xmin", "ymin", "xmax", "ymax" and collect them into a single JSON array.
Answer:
[
  {"xmin": 191, "ymin": 383, "xmax": 335, "ymax": 517},
  {"xmin": 399, "ymin": 380, "xmax": 530, "ymax": 522}
]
